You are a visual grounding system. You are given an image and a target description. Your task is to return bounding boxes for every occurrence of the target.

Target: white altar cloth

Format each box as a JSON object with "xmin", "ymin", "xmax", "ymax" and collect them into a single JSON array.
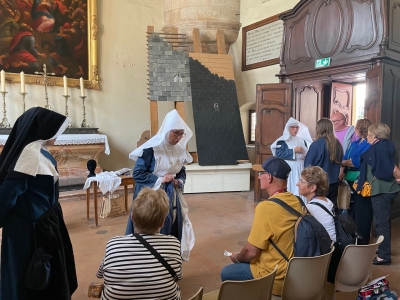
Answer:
[{"xmin": 0, "ymin": 134, "xmax": 110, "ymax": 155}]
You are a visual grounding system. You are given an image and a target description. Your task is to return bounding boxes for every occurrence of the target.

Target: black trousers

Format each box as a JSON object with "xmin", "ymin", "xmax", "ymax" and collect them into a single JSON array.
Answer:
[
  {"xmin": 327, "ymin": 182, "xmax": 339, "ymax": 214},
  {"xmin": 371, "ymin": 192, "xmax": 399, "ymax": 260},
  {"xmin": 348, "ymin": 181, "xmax": 373, "ymax": 244}
]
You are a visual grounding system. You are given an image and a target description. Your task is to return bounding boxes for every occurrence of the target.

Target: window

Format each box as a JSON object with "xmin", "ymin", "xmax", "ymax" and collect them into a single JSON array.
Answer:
[{"xmin": 249, "ymin": 110, "xmax": 256, "ymax": 144}]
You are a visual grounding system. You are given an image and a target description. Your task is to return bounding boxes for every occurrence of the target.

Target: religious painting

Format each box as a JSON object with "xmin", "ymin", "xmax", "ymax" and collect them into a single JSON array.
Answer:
[
  {"xmin": 242, "ymin": 13, "xmax": 284, "ymax": 71},
  {"xmin": 0, "ymin": 0, "xmax": 99, "ymax": 89}
]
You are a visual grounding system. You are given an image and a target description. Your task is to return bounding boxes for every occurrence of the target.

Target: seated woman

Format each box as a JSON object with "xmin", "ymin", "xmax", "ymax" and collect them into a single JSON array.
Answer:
[
  {"xmin": 97, "ymin": 187, "xmax": 182, "ymax": 300},
  {"xmin": 271, "ymin": 118, "xmax": 312, "ymax": 202},
  {"xmin": 297, "ymin": 166, "xmax": 339, "ymax": 283}
]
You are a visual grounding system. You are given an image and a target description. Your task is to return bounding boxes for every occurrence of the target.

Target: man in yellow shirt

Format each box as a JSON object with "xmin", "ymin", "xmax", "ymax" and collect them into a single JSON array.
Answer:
[{"xmin": 221, "ymin": 156, "xmax": 303, "ymax": 296}]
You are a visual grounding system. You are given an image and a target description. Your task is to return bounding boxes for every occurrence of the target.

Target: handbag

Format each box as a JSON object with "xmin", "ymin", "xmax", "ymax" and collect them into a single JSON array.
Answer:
[
  {"xmin": 357, "ymin": 276, "xmax": 392, "ymax": 300},
  {"xmin": 353, "ymin": 177, "xmax": 376, "ymax": 197},
  {"xmin": 24, "ymin": 247, "xmax": 52, "ymax": 290},
  {"xmin": 337, "ymin": 180, "xmax": 351, "ymax": 209},
  {"xmin": 134, "ymin": 233, "xmax": 179, "ymax": 282},
  {"xmin": 87, "ymin": 282, "xmax": 104, "ymax": 298}
]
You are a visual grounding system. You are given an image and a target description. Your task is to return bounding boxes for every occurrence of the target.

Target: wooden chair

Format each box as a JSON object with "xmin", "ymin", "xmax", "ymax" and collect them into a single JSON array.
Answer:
[
  {"xmin": 272, "ymin": 246, "xmax": 335, "ymax": 300},
  {"xmin": 326, "ymin": 235, "xmax": 384, "ymax": 300},
  {"xmin": 203, "ymin": 265, "xmax": 277, "ymax": 300}
]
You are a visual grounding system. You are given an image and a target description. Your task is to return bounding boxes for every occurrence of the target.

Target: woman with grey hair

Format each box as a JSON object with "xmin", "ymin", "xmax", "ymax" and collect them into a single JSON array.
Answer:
[
  {"xmin": 97, "ymin": 187, "xmax": 182, "ymax": 299},
  {"xmin": 356, "ymin": 123, "xmax": 400, "ymax": 265}
]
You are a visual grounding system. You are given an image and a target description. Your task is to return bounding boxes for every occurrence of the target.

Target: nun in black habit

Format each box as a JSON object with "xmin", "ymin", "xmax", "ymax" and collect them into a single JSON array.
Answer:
[{"xmin": 0, "ymin": 107, "xmax": 78, "ymax": 300}]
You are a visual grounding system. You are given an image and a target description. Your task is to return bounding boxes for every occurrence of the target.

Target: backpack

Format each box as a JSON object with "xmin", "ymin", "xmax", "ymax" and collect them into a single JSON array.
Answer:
[
  {"xmin": 267, "ymin": 197, "xmax": 332, "ymax": 261},
  {"xmin": 309, "ymin": 202, "xmax": 363, "ymax": 252}
]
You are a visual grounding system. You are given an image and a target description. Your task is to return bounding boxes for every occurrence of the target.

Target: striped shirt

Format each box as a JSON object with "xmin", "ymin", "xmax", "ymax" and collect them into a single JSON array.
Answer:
[{"xmin": 97, "ymin": 233, "xmax": 182, "ymax": 300}]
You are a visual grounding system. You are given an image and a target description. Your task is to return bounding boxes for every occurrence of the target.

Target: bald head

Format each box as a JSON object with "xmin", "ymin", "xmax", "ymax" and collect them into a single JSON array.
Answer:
[{"xmin": 330, "ymin": 112, "xmax": 348, "ymax": 131}]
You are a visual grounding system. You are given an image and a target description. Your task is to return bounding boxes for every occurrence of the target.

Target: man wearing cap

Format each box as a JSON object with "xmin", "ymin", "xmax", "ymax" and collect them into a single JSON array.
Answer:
[{"xmin": 220, "ymin": 156, "xmax": 303, "ymax": 296}]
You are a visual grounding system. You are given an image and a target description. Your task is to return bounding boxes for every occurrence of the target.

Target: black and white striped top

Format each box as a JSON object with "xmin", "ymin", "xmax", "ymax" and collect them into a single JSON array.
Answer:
[{"xmin": 97, "ymin": 233, "xmax": 182, "ymax": 300}]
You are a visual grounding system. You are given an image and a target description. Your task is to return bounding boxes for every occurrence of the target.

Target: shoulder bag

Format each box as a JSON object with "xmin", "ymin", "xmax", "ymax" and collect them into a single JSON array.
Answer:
[
  {"xmin": 337, "ymin": 180, "xmax": 351, "ymax": 209},
  {"xmin": 134, "ymin": 233, "xmax": 179, "ymax": 282}
]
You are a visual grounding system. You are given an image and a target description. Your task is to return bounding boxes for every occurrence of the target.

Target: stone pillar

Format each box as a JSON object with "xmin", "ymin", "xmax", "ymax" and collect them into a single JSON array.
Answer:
[{"xmin": 162, "ymin": 0, "xmax": 240, "ymax": 54}]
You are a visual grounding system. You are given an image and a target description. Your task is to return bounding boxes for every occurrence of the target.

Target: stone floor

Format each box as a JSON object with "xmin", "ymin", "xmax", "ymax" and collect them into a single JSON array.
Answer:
[{"xmin": 4, "ymin": 187, "xmax": 400, "ymax": 299}]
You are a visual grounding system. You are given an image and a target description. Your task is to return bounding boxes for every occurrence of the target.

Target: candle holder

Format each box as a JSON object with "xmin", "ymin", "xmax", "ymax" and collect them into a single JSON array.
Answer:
[
  {"xmin": 35, "ymin": 64, "xmax": 55, "ymax": 110},
  {"xmin": 20, "ymin": 92, "xmax": 28, "ymax": 113},
  {"xmin": 62, "ymin": 94, "xmax": 72, "ymax": 127},
  {"xmin": 0, "ymin": 91, "xmax": 10, "ymax": 128},
  {"xmin": 80, "ymin": 95, "xmax": 89, "ymax": 128}
]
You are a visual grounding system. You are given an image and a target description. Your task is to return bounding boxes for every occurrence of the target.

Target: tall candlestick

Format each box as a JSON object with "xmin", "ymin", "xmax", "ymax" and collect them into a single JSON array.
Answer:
[
  {"xmin": 20, "ymin": 71, "xmax": 25, "ymax": 93},
  {"xmin": 63, "ymin": 76, "xmax": 68, "ymax": 95},
  {"xmin": 80, "ymin": 77, "xmax": 85, "ymax": 97},
  {"xmin": 0, "ymin": 70, "xmax": 5, "ymax": 92}
]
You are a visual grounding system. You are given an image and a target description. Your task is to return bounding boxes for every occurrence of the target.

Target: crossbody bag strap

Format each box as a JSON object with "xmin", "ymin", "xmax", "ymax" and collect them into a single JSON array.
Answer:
[
  {"xmin": 133, "ymin": 233, "xmax": 178, "ymax": 282},
  {"xmin": 266, "ymin": 197, "xmax": 302, "ymax": 262},
  {"xmin": 308, "ymin": 201, "xmax": 335, "ymax": 218}
]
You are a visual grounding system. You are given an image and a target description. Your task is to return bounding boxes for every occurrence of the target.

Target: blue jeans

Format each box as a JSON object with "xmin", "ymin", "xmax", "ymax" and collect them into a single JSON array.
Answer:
[{"xmin": 221, "ymin": 263, "xmax": 254, "ymax": 281}]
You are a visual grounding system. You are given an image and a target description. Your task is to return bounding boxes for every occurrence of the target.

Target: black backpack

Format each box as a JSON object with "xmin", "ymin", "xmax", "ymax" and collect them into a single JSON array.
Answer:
[
  {"xmin": 267, "ymin": 197, "xmax": 332, "ymax": 261},
  {"xmin": 309, "ymin": 202, "xmax": 363, "ymax": 252}
]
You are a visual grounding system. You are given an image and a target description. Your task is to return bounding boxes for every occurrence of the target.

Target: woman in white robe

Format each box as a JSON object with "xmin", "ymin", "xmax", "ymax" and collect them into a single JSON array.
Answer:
[
  {"xmin": 126, "ymin": 109, "xmax": 194, "ymax": 260},
  {"xmin": 271, "ymin": 118, "xmax": 313, "ymax": 203}
]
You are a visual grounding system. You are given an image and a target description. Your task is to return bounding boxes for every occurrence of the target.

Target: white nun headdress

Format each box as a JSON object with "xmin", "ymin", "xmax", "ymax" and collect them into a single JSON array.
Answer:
[
  {"xmin": 129, "ymin": 109, "xmax": 193, "ymax": 162},
  {"xmin": 271, "ymin": 117, "xmax": 313, "ymax": 155}
]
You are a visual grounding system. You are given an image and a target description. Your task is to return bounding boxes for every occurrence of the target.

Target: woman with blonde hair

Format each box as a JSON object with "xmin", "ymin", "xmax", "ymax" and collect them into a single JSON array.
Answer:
[
  {"xmin": 97, "ymin": 187, "xmax": 182, "ymax": 300},
  {"xmin": 356, "ymin": 123, "xmax": 400, "ymax": 265},
  {"xmin": 304, "ymin": 118, "xmax": 343, "ymax": 211}
]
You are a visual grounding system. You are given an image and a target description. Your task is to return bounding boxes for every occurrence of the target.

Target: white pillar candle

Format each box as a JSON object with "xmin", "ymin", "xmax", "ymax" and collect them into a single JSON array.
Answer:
[
  {"xmin": 20, "ymin": 71, "xmax": 25, "ymax": 93},
  {"xmin": 0, "ymin": 70, "xmax": 5, "ymax": 92},
  {"xmin": 80, "ymin": 77, "xmax": 85, "ymax": 97},
  {"xmin": 63, "ymin": 76, "xmax": 68, "ymax": 95}
]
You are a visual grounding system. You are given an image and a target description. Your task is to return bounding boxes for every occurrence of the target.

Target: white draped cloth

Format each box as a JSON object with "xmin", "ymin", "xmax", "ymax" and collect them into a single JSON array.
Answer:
[{"xmin": 271, "ymin": 118, "xmax": 313, "ymax": 203}]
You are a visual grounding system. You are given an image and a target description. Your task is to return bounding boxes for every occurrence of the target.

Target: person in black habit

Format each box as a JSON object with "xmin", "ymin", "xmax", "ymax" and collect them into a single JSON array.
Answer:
[{"xmin": 0, "ymin": 107, "xmax": 78, "ymax": 300}]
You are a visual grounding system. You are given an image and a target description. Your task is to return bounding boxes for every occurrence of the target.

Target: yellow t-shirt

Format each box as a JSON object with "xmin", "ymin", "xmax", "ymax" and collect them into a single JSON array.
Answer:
[{"xmin": 248, "ymin": 192, "xmax": 303, "ymax": 296}]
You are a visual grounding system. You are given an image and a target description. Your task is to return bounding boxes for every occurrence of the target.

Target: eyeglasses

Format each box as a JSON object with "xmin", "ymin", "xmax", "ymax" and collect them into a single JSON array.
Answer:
[
  {"xmin": 290, "ymin": 126, "xmax": 299, "ymax": 129},
  {"xmin": 258, "ymin": 171, "xmax": 269, "ymax": 176},
  {"xmin": 331, "ymin": 119, "xmax": 344, "ymax": 123},
  {"xmin": 298, "ymin": 179, "xmax": 309, "ymax": 184},
  {"xmin": 171, "ymin": 131, "xmax": 186, "ymax": 138}
]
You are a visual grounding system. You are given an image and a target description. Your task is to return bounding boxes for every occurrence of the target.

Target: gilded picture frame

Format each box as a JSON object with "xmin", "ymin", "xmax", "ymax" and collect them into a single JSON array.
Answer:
[{"xmin": 0, "ymin": 0, "xmax": 99, "ymax": 89}]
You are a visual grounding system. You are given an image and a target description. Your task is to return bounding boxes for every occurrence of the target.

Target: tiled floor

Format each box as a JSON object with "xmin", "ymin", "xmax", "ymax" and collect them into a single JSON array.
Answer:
[{"xmin": 6, "ymin": 187, "xmax": 400, "ymax": 299}]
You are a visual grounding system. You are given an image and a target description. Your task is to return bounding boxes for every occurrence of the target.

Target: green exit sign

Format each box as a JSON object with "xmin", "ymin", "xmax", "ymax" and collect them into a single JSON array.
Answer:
[{"xmin": 315, "ymin": 58, "xmax": 331, "ymax": 68}]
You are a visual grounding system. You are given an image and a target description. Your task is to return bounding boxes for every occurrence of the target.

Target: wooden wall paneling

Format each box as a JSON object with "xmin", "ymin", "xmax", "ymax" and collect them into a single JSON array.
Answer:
[
  {"xmin": 388, "ymin": 0, "xmax": 400, "ymax": 54},
  {"xmin": 364, "ymin": 64, "xmax": 382, "ymax": 124},
  {"xmin": 342, "ymin": 0, "xmax": 379, "ymax": 54},
  {"xmin": 255, "ymin": 83, "xmax": 292, "ymax": 202},
  {"xmin": 330, "ymin": 82, "xmax": 354, "ymax": 124},
  {"xmin": 381, "ymin": 63, "xmax": 400, "ymax": 219},
  {"xmin": 280, "ymin": 0, "xmax": 384, "ymax": 75},
  {"xmin": 312, "ymin": 0, "xmax": 345, "ymax": 58}
]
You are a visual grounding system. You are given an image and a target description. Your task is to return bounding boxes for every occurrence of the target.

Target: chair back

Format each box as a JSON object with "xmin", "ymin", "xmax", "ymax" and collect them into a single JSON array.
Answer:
[
  {"xmin": 280, "ymin": 246, "xmax": 335, "ymax": 300},
  {"xmin": 188, "ymin": 287, "xmax": 203, "ymax": 300},
  {"xmin": 334, "ymin": 235, "xmax": 384, "ymax": 293},
  {"xmin": 217, "ymin": 265, "xmax": 277, "ymax": 300}
]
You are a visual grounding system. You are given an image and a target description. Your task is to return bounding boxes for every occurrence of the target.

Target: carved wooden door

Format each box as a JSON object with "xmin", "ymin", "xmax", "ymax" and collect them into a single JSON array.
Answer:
[
  {"xmin": 330, "ymin": 82, "xmax": 354, "ymax": 125},
  {"xmin": 255, "ymin": 83, "xmax": 292, "ymax": 203},
  {"xmin": 365, "ymin": 65, "xmax": 383, "ymax": 124},
  {"xmin": 293, "ymin": 80, "xmax": 330, "ymax": 140}
]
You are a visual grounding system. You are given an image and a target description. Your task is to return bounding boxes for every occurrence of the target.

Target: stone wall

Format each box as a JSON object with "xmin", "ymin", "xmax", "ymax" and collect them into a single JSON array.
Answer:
[
  {"xmin": 148, "ymin": 34, "xmax": 192, "ymax": 101},
  {"xmin": 162, "ymin": 0, "xmax": 241, "ymax": 53}
]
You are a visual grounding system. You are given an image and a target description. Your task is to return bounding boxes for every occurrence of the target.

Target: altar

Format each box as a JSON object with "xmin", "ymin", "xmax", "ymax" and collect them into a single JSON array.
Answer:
[{"xmin": 0, "ymin": 134, "xmax": 110, "ymax": 185}]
